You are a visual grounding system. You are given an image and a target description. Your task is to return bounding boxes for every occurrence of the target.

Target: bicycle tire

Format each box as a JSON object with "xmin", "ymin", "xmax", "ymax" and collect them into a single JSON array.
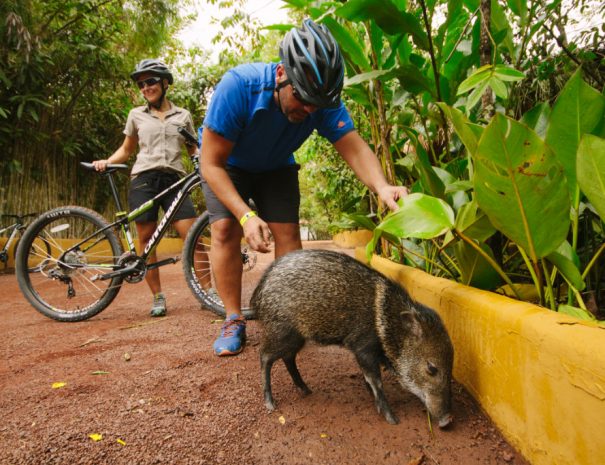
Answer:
[
  {"xmin": 13, "ymin": 234, "xmax": 52, "ymax": 272},
  {"xmin": 15, "ymin": 206, "xmax": 124, "ymax": 322},
  {"xmin": 182, "ymin": 212, "xmax": 268, "ymax": 320}
]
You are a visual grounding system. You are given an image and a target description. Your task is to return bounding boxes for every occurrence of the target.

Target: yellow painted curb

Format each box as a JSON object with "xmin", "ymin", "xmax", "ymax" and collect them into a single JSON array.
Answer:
[
  {"xmin": 0, "ymin": 237, "xmax": 184, "ymax": 269},
  {"xmin": 332, "ymin": 230, "xmax": 373, "ymax": 249},
  {"xmin": 358, "ymin": 249, "xmax": 605, "ymax": 465}
]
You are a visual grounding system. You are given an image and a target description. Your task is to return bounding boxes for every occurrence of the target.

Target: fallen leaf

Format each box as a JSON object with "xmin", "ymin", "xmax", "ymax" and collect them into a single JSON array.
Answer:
[
  {"xmin": 51, "ymin": 382, "xmax": 67, "ymax": 389},
  {"xmin": 320, "ymin": 433, "xmax": 328, "ymax": 439},
  {"xmin": 278, "ymin": 415, "xmax": 286, "ymax": 425},
  {"xmin": 78, "ymin": 337, "xmax": 102, "ymax": 348},
  {"xmin": 88, "ymin": 433, "xmax": 103, "ymax": 442},
  {"xmin": 116, "ymin": 438, "xmax": 126, "ymax": 446},
  {"xmin": 91, "ymin": 371, "xmax": 110, "ymax": 375},
  {"xmin": 407, "ymin": 454, "xmax": 425, "ymax": 465}
]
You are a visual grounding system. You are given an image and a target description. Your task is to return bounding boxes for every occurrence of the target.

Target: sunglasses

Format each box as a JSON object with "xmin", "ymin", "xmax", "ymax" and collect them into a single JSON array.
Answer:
[
  {"xmin": 290, "ymin": 84, "xmax": 314, "ymax": 107},
  {"xmin": 136, "ymin": 76, "xmax": 162, "ymax": 89}
]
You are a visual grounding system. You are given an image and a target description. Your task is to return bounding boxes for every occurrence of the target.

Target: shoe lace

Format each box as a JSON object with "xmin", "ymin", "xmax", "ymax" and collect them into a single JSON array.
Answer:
[{"xmin": 221, "ymin": 318, "xmax": 244, "ymax": 338}]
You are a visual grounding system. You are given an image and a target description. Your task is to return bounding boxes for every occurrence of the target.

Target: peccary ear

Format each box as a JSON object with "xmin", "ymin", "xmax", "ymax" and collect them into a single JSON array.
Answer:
[{"xmin": 400, "ymin": 311, "xmax": 423, "ymax": 338}]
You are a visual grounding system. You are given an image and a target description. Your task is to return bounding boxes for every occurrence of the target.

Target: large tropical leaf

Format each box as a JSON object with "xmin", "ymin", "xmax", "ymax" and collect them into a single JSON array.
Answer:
[
  {"xmin": 546, "ymin": 69, "xmax": 605, "ymax": 195},
  {"xmin": 473, "ymin": 114, "xmax": 570, "ymax": 261},
  {"xmin": 321, "ymin": 16, "xmax": 371, "ymax": 72},
  {"xmin": 376, "ymin": 193, "xmax": 455, "ymax": 239},
  {"xmin": 336, "ymin": 0, "xmax": 430, "ymax": 50},
  {"xmin": 577, "ymin": 134, "xmax": 605, "ymax": 220}
]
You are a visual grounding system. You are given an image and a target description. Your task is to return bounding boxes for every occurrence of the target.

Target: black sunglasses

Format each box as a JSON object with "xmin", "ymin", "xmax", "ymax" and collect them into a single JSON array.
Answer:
[
  {"xmin": 136, "ymin": 76, "xmax": 162, "ymax": 89},
  {"xmin": 290, "ymin": 84, "xmax": 314, "ymax": 107}
]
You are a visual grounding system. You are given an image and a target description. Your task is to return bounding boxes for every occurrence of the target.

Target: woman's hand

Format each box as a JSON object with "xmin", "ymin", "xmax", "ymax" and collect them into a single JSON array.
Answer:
[{"xmin": 92, "ymin": 159, "xmax": 110, "ymax": 172}]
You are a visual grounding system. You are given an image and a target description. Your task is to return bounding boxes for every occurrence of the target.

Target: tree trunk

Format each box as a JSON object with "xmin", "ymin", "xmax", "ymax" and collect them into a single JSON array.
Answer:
[{"xmin": 480, "ymin": 0, "xmax": 495, "ymax": 119}]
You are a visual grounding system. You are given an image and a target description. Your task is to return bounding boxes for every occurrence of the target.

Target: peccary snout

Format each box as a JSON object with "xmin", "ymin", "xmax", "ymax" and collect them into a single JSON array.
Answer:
[{"xmin": 251, "ymin": 249, "xmax": 454, "ymax": 427}]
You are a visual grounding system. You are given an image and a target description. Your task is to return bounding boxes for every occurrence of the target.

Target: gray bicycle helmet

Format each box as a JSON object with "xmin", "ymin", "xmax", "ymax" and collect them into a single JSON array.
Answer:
[
  {"xmin": 130, "ymin": 59, "xmax": 174, "ymax": 84},
  {"xmin": 279, "ymin": 19, "xmax": 344, "ymax": 109}
]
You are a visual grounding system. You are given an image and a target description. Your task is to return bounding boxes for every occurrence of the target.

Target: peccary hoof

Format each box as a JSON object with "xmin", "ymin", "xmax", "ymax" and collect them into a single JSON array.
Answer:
[
  {"xmin": 438, "ymin": 413, "xmax": 454, "ymax": 429},
  {"xmin": 264, "ymin": 396, "xmax": 276, "ymax": 412},
  {"xmin": 384, "ymin": 412, "xmax": 399, "ymax": 425}
]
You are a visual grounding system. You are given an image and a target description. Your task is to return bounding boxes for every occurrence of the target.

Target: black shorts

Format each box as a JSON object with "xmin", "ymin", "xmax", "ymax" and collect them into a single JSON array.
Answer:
[
  {"xmin": 128, "ymin": 170, "xmax": 197, "ymax": 223},
  {"xmin": 202, "ymin": 164, "xmax": 300, "ymax": 224}
]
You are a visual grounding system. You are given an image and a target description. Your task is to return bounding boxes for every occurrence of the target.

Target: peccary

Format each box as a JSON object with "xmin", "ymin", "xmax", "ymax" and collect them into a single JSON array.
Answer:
[{"xmin": 251, "ymin": 249, "xmax": 454, "ymax": 427}]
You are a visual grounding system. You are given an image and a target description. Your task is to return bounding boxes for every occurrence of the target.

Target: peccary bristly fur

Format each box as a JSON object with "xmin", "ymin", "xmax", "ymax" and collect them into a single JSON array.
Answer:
[{"xmin": 251, "ymin": 249, "xmax": 454, "ymax": 427}]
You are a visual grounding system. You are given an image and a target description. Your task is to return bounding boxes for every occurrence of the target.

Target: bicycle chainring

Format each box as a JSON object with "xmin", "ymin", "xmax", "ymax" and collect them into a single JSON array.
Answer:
[{"xmin": 117, "ymin": 252, "xmax": 147, "ymax": 283}]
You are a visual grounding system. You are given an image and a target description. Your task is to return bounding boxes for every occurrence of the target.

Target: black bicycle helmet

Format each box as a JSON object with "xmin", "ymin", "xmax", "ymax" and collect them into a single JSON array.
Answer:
[
  {"xmin": 279, "ymin": 19, "xmax": 344, "ymax": 109},
  {"xmin": 130, "ymin": 59, "xmax": 174, "ymax": 84}
]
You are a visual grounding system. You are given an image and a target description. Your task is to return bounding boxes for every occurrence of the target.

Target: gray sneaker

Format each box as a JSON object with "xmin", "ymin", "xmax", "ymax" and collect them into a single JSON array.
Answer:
[{"xmin": 150, "ymin": 292, "xmax": 167, "ymax": 317}]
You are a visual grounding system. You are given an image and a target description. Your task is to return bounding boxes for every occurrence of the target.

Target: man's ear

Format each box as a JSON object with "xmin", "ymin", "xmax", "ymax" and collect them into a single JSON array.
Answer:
[{"xmin": 276, "ymin": 64, "xmax": 287, "ymax": 82}]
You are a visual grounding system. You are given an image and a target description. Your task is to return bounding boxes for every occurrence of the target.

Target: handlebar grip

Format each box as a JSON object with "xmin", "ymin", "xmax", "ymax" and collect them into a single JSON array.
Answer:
[
  {"xmin": 178, "ymin": 127, "xmax": 199, "ymax": 147},
  {"xmin": 80, "ymin": 162, "xmax": 129, "ymax": 171}
]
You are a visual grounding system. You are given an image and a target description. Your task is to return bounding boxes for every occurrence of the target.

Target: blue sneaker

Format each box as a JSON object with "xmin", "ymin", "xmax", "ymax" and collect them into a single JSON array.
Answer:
[{"xmin": 213, "ymin": 314, "xmax": 246, "ymax": 356}]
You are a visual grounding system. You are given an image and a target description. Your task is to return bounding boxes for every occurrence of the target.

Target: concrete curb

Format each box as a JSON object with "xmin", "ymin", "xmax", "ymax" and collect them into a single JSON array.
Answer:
[
  {"xmin": 332, "ymin": 230, "xmax": 372, "ymax": 249},
  {"xmin": 357, "ymin": 250, "xmax": 605, "ymax": 465}
]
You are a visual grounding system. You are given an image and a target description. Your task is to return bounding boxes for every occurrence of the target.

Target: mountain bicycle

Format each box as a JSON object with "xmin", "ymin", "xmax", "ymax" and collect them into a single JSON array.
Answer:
[
  {"xmin": 1, "ymin": 213, "xmax": 51, "ymax": 273},
  {"xmin": 15, "ymin": 128, "xmax": 262, "ymax": 322}
]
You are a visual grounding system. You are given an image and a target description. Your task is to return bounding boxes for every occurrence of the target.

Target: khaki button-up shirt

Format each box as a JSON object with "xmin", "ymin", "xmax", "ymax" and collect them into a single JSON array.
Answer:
[{"xmin": 125, "ymin": 103, "xmax": 195, "ymax": 177}]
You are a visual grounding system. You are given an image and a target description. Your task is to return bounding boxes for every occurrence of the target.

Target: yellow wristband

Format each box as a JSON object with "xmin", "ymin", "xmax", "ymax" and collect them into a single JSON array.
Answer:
[{"xmin": 239, "ymin": 211, "xmax": 257, "ymax": 226}]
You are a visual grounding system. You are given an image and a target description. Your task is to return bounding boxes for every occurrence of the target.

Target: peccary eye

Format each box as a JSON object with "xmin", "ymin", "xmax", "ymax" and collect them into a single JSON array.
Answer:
[{"xmin": 427, "ymin": 362, "xmax": 438, "ymax": 376}]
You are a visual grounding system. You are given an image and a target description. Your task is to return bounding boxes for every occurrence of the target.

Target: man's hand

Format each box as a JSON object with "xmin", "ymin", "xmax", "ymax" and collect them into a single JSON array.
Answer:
[
  {"xmin": 377, "ymin": 185, "xmax": 409, "ymax": 211},
  {"xmin": 242, "ymin": 216, "xmax": 272, "ymax": 253}
]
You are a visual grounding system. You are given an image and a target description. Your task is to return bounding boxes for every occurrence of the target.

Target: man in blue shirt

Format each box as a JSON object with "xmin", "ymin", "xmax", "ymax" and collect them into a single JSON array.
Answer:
[{"xmin": 200, "ymin": 19, "xmax": 408, "ymax": 356}]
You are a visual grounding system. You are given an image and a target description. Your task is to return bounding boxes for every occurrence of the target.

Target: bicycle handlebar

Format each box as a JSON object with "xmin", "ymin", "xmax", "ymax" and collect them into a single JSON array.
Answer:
[
  {"xmin": 1, "ymin": 213, "xmax": 38, "ymax": 221},
  {"xmin": 178, "ymin": 127, "xmax": 200, "ymax": 148},
  {"xmin": 80, "ymin": 162, "xmax": 128, "ymax": 172}
]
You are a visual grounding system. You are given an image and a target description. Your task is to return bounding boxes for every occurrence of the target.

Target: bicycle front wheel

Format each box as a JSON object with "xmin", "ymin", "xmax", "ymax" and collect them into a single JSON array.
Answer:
[
  {"xmin": 183, "ymin": 212, "xmax": 272, "ymax": 319},
  {"xmin": 15, "ymin": 206, "xmax": 124, "ymax": 322}
]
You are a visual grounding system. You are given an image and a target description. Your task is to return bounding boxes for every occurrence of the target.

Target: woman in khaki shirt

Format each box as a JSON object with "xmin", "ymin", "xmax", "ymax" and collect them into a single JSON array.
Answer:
[{"xmin": 93, "ymin": 59, "xmax": 197, "ymax": 317}]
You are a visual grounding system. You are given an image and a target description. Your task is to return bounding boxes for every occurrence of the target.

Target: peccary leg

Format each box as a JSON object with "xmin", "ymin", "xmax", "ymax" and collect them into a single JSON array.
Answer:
[
  {"xmin": 354, "ymin": 352, "xmax": 399, "ymax": 425},
  {"xmin": 260, "ymin": 353, "xmax": 279, "ymax": 411},
  {"xmin": 283, "ymin": 355, "xmax": 312, "ymax": 396}
]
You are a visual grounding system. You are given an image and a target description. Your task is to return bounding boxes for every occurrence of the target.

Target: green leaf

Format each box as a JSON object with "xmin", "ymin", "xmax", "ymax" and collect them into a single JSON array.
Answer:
[
  {"xmin": 558, "ymin": 305, "xmax": 597, "ymax": 322},
  {"xmin": 474, "ymin": 114, "xmax": 571, "ymax": 261},
  {"xmin": 493, "ymin": 65, "xmax": 525, "ymax": 81},
  {"xmin": 392, "ymin": 64, "xmax": 436, "ymax": 96},
  {"xmin": 545, "ymin": 242, "xmax": 585, "ymax": 291},
  {"xmin": 322, "ymin": 17, "xmax": 371, "ymax": 72},
  {"xmin": 577, "ymin": 135, "xmax": 605, "ymax": 220},
  {"xmin": 466, "ymin": 79, "xmax": 489, "ymax": 111},
  {"xmin": 454, "ymin": 241, "xmax": 502, "ymax": 289},
  {"xmin": 453, "ymin": 200, "xmax": 497, "ymax": 242},
  {"xmin": 336, "ymin": 0, "xmax": 430, "ymax": 50},
  {"xmin": 488, "ymin": 76, "xmax": 508, "ymax": 99},
  {"xmin": 506, "ymin": 0, "xmax": 528, "ymax": 22},
  {"xmin": 437, "ymin": 103, "xmax": 484, "ymax": 156},
  {"xmin": 345, "ymin": 213, "xmax": 377, "ymax": 231},
  {"xmin": 457, "ymin": 65, "xmax": 492, "ymax": 95},
  {"xmin": 521, "ymin": 103, "xmax": 551, "ymax": 138},
  {"xmin": 546, "ymin": 69, "xmax": 605, "ymax": 194},
  {"xmin": 345, "ymin": 69, "xmax": 392, "ymax": 87},
  {"xmin": 376, "ymin": 193, "xmax": 455, "ymax": 239}
]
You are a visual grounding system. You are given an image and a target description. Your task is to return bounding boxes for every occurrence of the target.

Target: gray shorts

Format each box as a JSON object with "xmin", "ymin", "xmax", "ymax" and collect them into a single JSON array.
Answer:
[{"xmin": 202, "ymin": 164, "xmax": 300, "ymax": 224}]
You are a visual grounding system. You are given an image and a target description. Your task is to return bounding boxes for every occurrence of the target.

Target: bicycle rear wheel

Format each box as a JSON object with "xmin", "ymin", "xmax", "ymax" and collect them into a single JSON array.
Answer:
[
  {"xmin": 15, "ymin": 206, "xmax": 124, "ymax": 322},
  {"xmin": 14, "ymin": 235, "xmax": 52, "ymax": 272},
  {"xmin": 182, "ymin": 212, "xmax": 272, "ymax": 319}
]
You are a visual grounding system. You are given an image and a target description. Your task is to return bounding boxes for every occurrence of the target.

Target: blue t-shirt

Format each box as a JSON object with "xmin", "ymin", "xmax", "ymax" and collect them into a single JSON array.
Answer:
[{"xmin": 201, "ymin": 62, "xmax": 355, "ymax": 173}]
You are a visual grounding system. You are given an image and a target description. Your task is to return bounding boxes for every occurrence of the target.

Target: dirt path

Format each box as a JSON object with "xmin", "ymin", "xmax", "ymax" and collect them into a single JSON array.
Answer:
[{"xmin": 0, "ymin": 241, "xmax": 527, "ymax": 465}]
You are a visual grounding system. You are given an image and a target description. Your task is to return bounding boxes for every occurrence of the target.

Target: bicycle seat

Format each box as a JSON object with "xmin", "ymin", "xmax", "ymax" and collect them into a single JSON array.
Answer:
[{"xmin": 80, "ymin": 162, "xmax": 129, "ymax": 174}]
